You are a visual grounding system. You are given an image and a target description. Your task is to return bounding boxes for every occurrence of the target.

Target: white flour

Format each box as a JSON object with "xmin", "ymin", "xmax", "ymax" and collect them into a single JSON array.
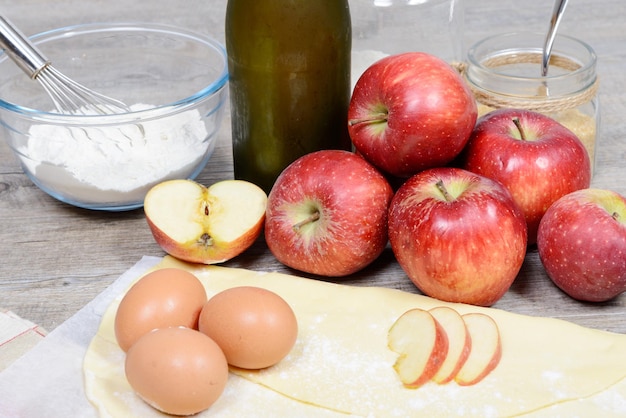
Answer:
[{"xmin": 20, "ymin": 104, "xmax": 210, "ymax": 207}]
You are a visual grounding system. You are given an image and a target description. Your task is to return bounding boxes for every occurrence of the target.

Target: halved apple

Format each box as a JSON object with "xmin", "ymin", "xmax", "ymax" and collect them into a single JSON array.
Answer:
[
  {"xmin": 429, "ymin": 307, "xmax": 471, "ymax": 384},
  {"xmin": 387, "ymin": 308, "xmax": 448, "ymax": 388},
  {"xmin": 455, "ymin": 312, "xmax": 502, "ymax": 386},
  {"xmin": 144, "ymin": 179, "xmax": 267, "ymax": 264}
]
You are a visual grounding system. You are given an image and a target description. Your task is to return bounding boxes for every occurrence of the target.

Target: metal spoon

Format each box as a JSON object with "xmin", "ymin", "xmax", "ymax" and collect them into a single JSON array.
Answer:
[{"xmin": 542, "ymin": 0, "xmax": 570, "ymax": 77}]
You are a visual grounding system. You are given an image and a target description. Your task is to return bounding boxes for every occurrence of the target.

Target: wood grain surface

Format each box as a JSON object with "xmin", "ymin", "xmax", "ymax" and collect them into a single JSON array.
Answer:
[{"xmin": 1, "ymin": 0, "xmax": 624, "ymax": 333}]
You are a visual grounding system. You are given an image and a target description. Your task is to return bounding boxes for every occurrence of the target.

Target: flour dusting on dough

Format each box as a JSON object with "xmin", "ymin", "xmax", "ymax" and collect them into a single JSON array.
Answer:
[{"xmin": 84, "ymin": 259, "xmax": 626, "ymax": 417}]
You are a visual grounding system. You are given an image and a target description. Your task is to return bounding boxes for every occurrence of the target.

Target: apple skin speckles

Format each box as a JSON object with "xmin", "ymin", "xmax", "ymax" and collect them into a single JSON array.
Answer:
[
  {"xmin": 348, "ymin": 52, "xmax": 477, "ymax": 178},
  {"xmin": 537, "ymin": 188, "xmax": 626, "ymax": 302},
  {"xmin": 388, "ymin": 167, "xmax": 527, "ymax": 307},
  {"xmin": 462, "ymin": 108, "xmax": 591, "ymax": 245},
  {"xmin": 265, "ymin": 150, "xmax": 394, "ymax": 277}
]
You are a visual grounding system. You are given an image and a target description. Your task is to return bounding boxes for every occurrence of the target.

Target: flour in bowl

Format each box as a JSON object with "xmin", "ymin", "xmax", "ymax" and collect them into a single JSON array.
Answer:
[{"xmin": 19, "ymin": 104, "xmax": 211, "ymax": 206}]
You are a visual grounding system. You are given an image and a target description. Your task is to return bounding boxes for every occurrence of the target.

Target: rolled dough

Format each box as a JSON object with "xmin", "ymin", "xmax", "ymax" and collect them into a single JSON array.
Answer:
[{"xmin": 84, "ymin": 256, "xmax": 626, "ymax": 417}]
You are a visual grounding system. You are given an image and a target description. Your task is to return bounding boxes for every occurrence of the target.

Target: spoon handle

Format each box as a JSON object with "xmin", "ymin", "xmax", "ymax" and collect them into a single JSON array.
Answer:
[
  {"xmin": 542, "ymin": 0, "xmax": 570, "ymax": 76},
  {"xmin": 0, "ymin": 16, "xmax": 50, "ymax": 79}
]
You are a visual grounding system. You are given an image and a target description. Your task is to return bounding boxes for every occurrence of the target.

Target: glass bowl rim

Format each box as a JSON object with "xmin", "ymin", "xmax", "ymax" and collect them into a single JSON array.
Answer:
[{"xmin": 0, "ymin": 21, "xmax": 229, "ymax": 124}]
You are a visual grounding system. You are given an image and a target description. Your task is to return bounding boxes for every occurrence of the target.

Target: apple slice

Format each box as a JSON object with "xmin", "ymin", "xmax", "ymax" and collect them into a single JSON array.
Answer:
[
  {"xmin": 144, "ymin": 179, "xmax": 267, "ymax": 264},
  {"xmin": 455, "ymin": 312, "xmax": 502, "ymax": 386},
  {"xmin": 429, "ymin": 307, "xmax": 471, "ymax": 384},
  {"xmin": 388, "ymin": 308, "xmax": 448, "ymax": 388}
]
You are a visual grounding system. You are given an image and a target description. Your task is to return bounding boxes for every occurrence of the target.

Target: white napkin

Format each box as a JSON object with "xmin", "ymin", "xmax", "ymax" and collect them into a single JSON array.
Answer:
[
  {"xmin": 0, "ymin": 256, "xmax": 161, "ymax": 418},
  {"xmin": 0, "ymin": 311, "xmax": 47, "ymax": 372}
]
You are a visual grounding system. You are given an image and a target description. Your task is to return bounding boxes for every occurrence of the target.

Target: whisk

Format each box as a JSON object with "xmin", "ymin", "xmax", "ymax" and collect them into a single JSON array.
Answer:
[{"xmin": 0, "ymin": 16, "xmax": 133, "ymax": 116}]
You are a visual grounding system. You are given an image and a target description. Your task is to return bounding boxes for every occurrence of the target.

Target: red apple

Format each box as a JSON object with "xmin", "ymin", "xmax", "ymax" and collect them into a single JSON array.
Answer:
[
  {"xmin": 537, "ymin": 188, "xmax": 626, "ymax": 302},
  {"xmin": 265, "ymin": 150, "xmax": 394, "ymax": 277},
  {"xmin": 347, "ymin": 52, "xmax": 477, "ymax": 178},
  {"xmin": 462, "ymin": 108, "xmax": 591, "ymax": 244},
  {"xmin": 388, "ymin": 167, "xmax": 527, "ymax": 306}
]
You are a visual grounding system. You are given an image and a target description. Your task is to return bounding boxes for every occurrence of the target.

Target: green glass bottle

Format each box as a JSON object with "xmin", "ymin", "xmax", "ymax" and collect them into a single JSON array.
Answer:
[{"xmin": 226, "ymin": 0, "xmax": 352, "ymax": 193}]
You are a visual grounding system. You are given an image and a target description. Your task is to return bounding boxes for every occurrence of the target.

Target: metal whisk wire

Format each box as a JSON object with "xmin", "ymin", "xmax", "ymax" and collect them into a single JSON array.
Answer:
[
  {"xmin": 0, "ymin": 16, "xmax": 139, "ymax": 122},
  {"xmin": 37, "ymin": 65, "xmax": 131, "ymax": 116}
]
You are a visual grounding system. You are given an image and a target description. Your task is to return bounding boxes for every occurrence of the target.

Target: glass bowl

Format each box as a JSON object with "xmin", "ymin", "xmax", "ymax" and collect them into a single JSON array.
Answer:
[{"xmin": 0, "ymin": 22, "xmax": 228, "ymax": 211}]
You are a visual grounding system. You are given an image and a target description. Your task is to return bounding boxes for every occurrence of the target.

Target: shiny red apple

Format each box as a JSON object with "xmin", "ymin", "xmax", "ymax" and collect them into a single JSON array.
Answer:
[
  {"xmin": 462, "ymin": 108, "xmax": 591, "ymax": 244},
  {"xmin": 537, "ymin": 188, "xmax": 626, "ymax": 302},
  {"xmin": 388, "ymin": 167, "xmax": 527, "ymax": 306},
  {"xmin": 347, "ymin": 52, "xmax": 477, "ymax": 178},
  {"xmin": 265, "ymin": 150, "xmax": 394, "ymax": 277}
]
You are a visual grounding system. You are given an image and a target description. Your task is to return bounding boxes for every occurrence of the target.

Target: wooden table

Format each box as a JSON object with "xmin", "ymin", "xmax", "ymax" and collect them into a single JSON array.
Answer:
[{"xmin": 1, "ymin": 0, "xmax": 624, "ymax": 335}]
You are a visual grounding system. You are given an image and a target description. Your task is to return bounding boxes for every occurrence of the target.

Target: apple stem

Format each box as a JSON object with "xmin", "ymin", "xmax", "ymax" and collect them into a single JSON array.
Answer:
[
  {"xmin": 612, "ymin": 211, "xmax": 620, "ymax": 221},
  {"xmin": 512, "ymin": 117, "xmax": 527, "ymax": 141},
  {"xmin": 348, "ymin": 112, "xmax": 388, "ymax": 126},
  {"xmin": 435, "ymin": 180, "xmax": 454, "ymax": 202},
  {"xmin": 292, "ymin": 211, "xmax": 321, "ymax": 232}
]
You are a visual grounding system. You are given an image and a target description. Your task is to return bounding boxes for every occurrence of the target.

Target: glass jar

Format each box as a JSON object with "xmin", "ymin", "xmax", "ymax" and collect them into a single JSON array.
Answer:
[
  {"xmin": 465, "ymin": 32, "xmax": 600, "ymax": 174},
  {"xmin": 226, "ymin": 0, "xmax": 352, "ymax": 193},
  {"xmin": 351, "ymin": 0, "xmax": 465, "ymax": 87}
]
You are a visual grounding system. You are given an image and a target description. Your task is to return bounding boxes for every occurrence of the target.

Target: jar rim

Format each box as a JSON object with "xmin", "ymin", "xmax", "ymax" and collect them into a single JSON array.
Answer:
[{"xmin": 465, "ymin": 31, "xmax": 597, "ymax": 102}]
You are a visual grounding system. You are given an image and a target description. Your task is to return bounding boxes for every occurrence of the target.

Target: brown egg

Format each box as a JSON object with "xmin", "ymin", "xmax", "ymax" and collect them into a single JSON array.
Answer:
[
  {"xmin": 198, "ymin": 286, "xmax": 298, "ymax": 369},
  {"xmin": 114, "ymin": 268, "xmax": 207, "ymax": 352},
  {"xmin": 125, "ymin": 327, "xmax": 229, "ymax": 415}
]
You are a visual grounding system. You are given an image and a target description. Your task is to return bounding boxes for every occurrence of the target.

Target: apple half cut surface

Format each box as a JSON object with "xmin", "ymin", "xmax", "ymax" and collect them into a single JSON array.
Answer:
[
  {"xmin": 144, "ymin": 179, "xmax": 267, "ymax": 264},
  {"xmin": 387, "ymin": 308, "xmax": 449, "ymax": 388}
]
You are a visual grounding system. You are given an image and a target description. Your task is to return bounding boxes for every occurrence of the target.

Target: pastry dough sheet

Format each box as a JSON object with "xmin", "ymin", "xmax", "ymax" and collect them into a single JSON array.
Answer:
[{"xmin": 84, "ymin": 256, "xmax": 626, "ymax": 417}]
